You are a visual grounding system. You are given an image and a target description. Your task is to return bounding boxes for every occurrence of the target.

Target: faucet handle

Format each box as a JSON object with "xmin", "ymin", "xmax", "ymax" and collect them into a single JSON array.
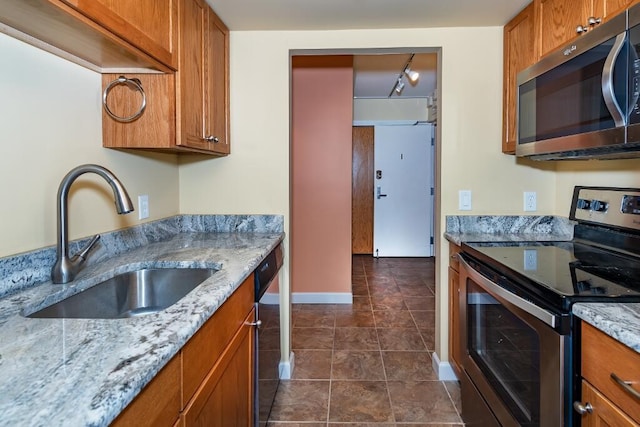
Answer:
[{"xmin": 76, "ymin": 234, "xmax": 101, "ymax": 260}]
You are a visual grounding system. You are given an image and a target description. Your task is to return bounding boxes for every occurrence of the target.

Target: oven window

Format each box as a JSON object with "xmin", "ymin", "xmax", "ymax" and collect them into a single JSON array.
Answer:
[{"xmin": 467, "ymin": 281, "xmax": 541, "ymax": 426}]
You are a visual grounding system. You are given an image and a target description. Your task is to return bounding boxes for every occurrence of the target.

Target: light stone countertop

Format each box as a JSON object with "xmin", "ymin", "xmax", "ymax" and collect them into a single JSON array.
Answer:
[
  {"xmin": 0, "ymin": 216, "xmax": 284, "ymax": 426},
  {"xmin": 573, "ymin": 303, "xmax": 640, "ymax": 353}
]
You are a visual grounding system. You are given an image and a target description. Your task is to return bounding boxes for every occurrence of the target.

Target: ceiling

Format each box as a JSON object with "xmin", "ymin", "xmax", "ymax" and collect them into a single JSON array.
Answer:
[
  {"xmin": 206, "ymin": 0, "xmax": 529, "ymax": 31},
  {"xmin": 207, "ymin": 0, "xmax": 528, "ymax": 99},
  {"xmin": 353, "ymin": 53, "xmax": 437, "ymax": 99}
]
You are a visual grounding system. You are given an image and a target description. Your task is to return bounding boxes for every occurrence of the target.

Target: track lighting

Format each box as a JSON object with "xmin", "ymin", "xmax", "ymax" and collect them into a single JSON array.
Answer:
[
  {"xmin": 404, "ymin": 67, "xmax": 419, "ymax": 83},
  {"xmin": 388, "ymin": 53, "xmax": 419, "ymax": 97}
]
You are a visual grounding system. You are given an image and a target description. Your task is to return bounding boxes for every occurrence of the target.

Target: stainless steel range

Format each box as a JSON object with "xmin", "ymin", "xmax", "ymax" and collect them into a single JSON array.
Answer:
[{"xmin": 457, "ymin": 187, "xmax": 640, "ymax": 426}]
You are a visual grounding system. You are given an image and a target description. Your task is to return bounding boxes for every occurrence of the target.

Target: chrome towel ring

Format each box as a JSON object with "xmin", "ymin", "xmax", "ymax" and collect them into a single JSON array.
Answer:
[{"xmin": 102, "ymin": 76, "xmax": 146, "ymax": 123}]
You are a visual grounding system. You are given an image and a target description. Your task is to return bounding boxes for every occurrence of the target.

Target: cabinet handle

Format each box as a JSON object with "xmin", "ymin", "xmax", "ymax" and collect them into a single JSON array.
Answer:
[
  {"xmin": 576, "ymin": 24, "xmax": 588, "ymax": 34},
  {"xmin": 588, "ymin": 16, "xmax": 602, "ymax": 26},
  {"xmin": 204, "ymin": 135, "xmax": 220, "ymax": 143},
  {"xmin": 450, "ymin": 253, "xmax": 458, "ymax": 260},
  {"xmin": 573, "ymin": 401, "xmax": 593, "ymax": 415},
  {"xmin": 102, "ymin": 76, "xmax": 146, "ymax": 123},
  {"xmin": 247, "ymin": 320, "xmax": 262, "ymax": 328},
  {"xmin": 611, "ymin": 372, "xmax": 640, "ymax": 401}
]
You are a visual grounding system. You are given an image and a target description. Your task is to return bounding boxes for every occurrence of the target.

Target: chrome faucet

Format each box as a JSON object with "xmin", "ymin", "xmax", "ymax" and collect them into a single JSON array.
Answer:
[{"xmin": 51, "ymin": 164, "xmax": 134, "ymax": 284}]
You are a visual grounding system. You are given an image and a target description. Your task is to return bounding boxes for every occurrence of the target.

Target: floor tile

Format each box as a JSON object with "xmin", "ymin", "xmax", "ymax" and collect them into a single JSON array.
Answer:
[
  {"xmin": 377, "ymin": 328, "xmax": 426, "ymax": 351},
  {"xmin": 411, "ymin": 309, "xmax": 436, "ymax": 328},
  {"xmin": 404, "ymin": 296, "xmax": 436, "ymax": 311},
  {"xmin": 373, "ymin": 310, "xmax": 416, "ymax": 328},
  {"xmin": 293, "ymin": 310, "xmax": 336, "ymax": 328},
  {"xmin": 332, "ymin": 350, "xmax": 385, "ymax": 380},
  {"xmin": 292, "ymin": 327, "xmax": 334, "ymax": 350},
  {"xmin": 329, "ymin": 381, "xmax": 393, "ymax": 422},
  {"xmin": 269, "ymin": 380, "xmax": 330, "ymax": 422},
  {"xmin": 370, "ymin": 295, "xmax": 407, "ymax": 310},
  {"xmin": 335, "ymin": 310, "xmax": 375, "ymax": 327},
  {"xmin": 444, "ymin": 380, "xmax": 463, "ymax": 416},
  {"xmin": 334, "ymin": 327, "xmax": 379, "ymax": 350},
  {"xmin": 381, "ymin": 351, "xmax": 437, "ymax": 381},
  {"xmin": 419, "ymin": 327, "xmax": 436, "ymax": 351},
  {"xmin": 291, "ymin": 350, "xmax": 333, "ymax": 379},
  {"xmin": 387, "ymin": 381, "xmax": 462, "ymax": 423}
]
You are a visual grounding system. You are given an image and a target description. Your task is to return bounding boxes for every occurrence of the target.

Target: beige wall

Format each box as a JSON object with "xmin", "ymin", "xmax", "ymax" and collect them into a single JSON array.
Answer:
[
  {"xmin": 178, "ymin": 27, "xmax": 560, "ymax": 367},
  {"xmin": 0, "ymin": 32, "xmax": 180, "ymax": 257},
  {"xmin": 291, "ymin": 56, "xmax": 353, "ymax": 296}
]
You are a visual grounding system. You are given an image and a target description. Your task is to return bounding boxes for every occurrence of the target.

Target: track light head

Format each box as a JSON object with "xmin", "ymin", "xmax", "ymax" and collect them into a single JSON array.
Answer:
[
  {"xmin": 395, "ymin": 79, "xmax": 405, "ymax": 94},
  {"xmin": 404, "ymin": 67, "xmax": 419, "ymax": 83}
]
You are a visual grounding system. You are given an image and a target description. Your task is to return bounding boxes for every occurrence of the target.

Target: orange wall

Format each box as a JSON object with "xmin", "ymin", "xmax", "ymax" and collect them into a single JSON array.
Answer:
[{"xmin": 291, "ymin": 56, "xmax": 353, "ymax": 294}]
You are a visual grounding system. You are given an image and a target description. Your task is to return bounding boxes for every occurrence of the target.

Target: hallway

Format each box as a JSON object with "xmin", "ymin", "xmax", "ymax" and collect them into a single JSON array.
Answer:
[{"xmin": 267, "ymin": 255, "xmax": 463, "ymax": 426}]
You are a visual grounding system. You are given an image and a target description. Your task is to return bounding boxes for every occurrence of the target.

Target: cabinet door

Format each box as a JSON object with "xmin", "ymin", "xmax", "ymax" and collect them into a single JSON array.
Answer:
[
  {"xmin": 182, "ymin": 309, "xmax": 256, "ymax": 427},
  {"xmin": 60, "ymin": 0, "xmax": 178, "ymax": 68},
  {"xmin": 537, "ymin": 0, "xmax": 591, "ymax": 57},
  {"xmin": 580, "ymin": 381, "xmax": 639, "ymax": 427},
  {"xmin": 177, "ymin": 0, "xmax": 208, "ymax": 151},
  {"xmin": 593, "ymin": 0, "xmax": 634, "ymax": 22},
  {"xmin": 502, "ymin": 3, "xmax": 536, "ymax": 154},
  {"xmin": 448, "ymin": 266, "xmax": 462, "ymax": 378},
  {"xmin": 205, "ymin": 10, "xmax": 231, "ymax": 155}
]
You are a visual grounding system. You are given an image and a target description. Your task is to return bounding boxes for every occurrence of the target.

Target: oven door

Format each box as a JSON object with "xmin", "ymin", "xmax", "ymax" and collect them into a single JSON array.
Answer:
[{"xmin": 458, "ymin": 254, "xmax": 569, "ymax": 427}]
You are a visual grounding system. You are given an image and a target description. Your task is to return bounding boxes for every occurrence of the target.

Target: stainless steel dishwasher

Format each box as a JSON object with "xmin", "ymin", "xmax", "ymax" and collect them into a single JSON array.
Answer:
[{"xmin": 254, "ymin": 243, "xmax": 283, "ymax": 427}]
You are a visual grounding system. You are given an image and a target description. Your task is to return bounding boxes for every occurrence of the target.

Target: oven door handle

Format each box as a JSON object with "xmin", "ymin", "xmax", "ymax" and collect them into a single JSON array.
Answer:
[{"xmin": 459, "ymin": 254, "xmax": 559, "ymax": 328}]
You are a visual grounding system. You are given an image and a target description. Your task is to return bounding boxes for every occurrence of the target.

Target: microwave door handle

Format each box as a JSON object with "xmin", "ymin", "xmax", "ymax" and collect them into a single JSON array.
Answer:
[{"xmin": 602, "ymin": 32, "xmax": 627, "ymax": 127}]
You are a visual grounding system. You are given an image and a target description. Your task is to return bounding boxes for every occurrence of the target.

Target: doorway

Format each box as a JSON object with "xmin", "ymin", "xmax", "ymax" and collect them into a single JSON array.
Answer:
[{"xmin": 291, "ymin": 50, "xmax": 438, "ymax": 303}]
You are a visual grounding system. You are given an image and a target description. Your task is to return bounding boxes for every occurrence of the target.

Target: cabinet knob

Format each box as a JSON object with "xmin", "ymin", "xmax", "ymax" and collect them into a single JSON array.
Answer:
[
  {"xmin": 576, "ymin": 25, "xmax": 588, "ymax": 34},
  {"xmin": 247, "ymin": 319, "xmax": 262, "ymax": 328},
  {"xmin": 204, "ymin": 135, "xmax": 220, "ymax": 143},
  {"xmin": 573, "ymin": 401, "xmax": 593, "ymax": 415},
  {"xmin": 587, "ymin": 16, "xmax": 602, "ymax": 26}
]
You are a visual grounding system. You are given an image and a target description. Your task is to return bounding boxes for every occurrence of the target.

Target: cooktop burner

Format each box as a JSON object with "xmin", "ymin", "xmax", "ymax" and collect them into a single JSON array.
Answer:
[
  {"xmin": 465, "ymin": 241, "xmax": 640, "ymax": 301},
  {"xmin": 461, "ymin": 187, "xmax": 640, "ymax": 311}
]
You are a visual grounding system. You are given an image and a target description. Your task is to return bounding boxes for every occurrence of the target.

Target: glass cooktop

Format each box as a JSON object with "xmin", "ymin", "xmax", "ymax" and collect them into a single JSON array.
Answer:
[{"xmin": 463, "ymin": 241, "xmax": 640, "ymax": 305}]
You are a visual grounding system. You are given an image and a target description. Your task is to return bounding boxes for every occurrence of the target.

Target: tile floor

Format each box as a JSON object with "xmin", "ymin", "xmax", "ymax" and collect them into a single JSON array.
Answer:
[{"xmin": 267, "ymin": 255, "xmax": 464, "ymax": 426}]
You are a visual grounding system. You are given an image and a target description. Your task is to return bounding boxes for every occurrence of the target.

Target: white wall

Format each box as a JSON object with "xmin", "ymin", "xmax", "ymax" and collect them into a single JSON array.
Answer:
[
  {"xmin": 0, "ymin": 33, "xmax": 180, "ymax": 257},
  {"xmin": 354, "ymin": 98, "xmax": 430, "ymax": 123},
  {"xmin": 178, "ymin": 27, "xmax": 559, "ymax": 368}
]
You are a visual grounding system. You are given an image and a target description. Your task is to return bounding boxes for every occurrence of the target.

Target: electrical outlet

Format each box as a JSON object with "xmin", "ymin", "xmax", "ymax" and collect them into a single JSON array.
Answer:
[
  {"xmin": 523, "ymin": 249, "xmax": 538, "ymax": 270},
  {"xmin": 138, "ymin": 195, "xmax": 149, "ymax": 220},
  {"xmin": 524, "ymin": 191, "xmax": 537, "ymax": 212},
  {"xmin": 459, "ymin": 190, "xmax": 472, "ymax": 211}
]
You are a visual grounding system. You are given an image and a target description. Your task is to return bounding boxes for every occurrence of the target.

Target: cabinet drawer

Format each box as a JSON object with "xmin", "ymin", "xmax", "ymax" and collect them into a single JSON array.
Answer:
[
  {"xmin": 449, "ymin": 244, "xmax": 461, "ymax": 272},
  {"xmin": 582, "ymin": 321, "xmax": 640, "ymax": 424},
  {"xmin": 181, "ymin": 274, "xmax": 254, "ymax": 407}
]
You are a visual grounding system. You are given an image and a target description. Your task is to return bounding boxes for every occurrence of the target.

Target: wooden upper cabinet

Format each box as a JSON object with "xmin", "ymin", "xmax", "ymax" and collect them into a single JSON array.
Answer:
[
  {"xmin": 536, "ymin": 0, "xmax": 634, "ymax": 58},
  {"xmin": 502, "ymin": 3, "xmax": 537, "ymax": 154},
  {"xmin": 176, "ymin": 0, "xmax": 230, "ymax": 154},
  {"xmin": 537, "ymin": 0, "xmax": 590, "ymax": 57},
  {"xmin": 60, "ymin": 0, "xmax": 178, "ymax": 69},
  {"xmin": 102, "ymin": 0, "xmax": 231, "ymax": 155}
]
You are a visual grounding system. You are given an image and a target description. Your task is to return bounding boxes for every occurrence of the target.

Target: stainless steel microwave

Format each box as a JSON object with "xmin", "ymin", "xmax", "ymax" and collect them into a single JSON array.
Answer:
[{"xmin": 516, "ymin": 6, "xmax": 640, "ymax": 160}]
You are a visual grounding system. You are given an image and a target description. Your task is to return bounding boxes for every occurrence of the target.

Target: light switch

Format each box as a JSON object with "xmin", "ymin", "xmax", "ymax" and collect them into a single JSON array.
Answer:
[{"xmin": 459, "ymin": 190, "xmax": 472, "ymax": 211}]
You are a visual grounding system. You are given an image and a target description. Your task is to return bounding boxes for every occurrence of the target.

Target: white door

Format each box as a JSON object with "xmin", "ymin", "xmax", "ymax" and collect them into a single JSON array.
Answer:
[{"xmin": 373, "ymin": 124, "xmax": 433, "ymax": 257}]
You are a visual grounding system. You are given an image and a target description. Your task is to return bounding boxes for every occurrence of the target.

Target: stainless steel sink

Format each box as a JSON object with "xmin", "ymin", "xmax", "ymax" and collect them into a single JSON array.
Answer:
[{"xmin": 28, "ymin": 268, "xmax": 218, "ymax": 319}]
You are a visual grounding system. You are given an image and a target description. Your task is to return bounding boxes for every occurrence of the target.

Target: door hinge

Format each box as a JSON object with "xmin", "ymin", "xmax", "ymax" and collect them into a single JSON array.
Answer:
[
  {"xmin": 430, "ymin": 187, "xmax": 434, "ymax": 196},
  {"xmin": 430, "ymin": 236, "xmax": 434, "ymax": 244}
]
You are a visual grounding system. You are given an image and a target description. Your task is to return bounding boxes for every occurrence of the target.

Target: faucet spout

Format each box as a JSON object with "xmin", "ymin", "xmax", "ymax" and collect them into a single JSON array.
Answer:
[{"xmin": 51, "ymin": 164, "xmax": 134, "ymax": 284}]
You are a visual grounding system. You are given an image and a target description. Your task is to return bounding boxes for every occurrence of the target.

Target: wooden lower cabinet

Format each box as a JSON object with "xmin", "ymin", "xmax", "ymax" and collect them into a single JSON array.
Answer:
[
  {"xmin": 110, "ymin": 275, "xmax": 255, "ymax": 426},
  {"xmin": 182, "ymin": 308, "xmax": 255, "ymax": 426},
  {"xmin": 578, "ymin": 321, "xmax": 640, "ymax": 426},
  {"xmin": 448, "ymin": 244, "xmax": 462, "ymax": 378},
  {"xmin": 580, "ymin": 380, "xmax": 639, "ymax": 427}
]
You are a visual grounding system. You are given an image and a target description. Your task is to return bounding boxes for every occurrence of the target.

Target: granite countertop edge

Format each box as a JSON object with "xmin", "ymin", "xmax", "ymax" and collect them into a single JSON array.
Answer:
[
  {"xmin": 0, "ymin": 215, "xmax": 284, "ymax": 426},
  {"xmin": 572, "ymin": 303, "xmax": 640, "ymax": 353}
]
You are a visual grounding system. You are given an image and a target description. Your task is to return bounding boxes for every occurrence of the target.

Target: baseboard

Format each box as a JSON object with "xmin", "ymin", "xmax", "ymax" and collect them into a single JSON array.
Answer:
[
  {"xmin": 279, "ymin": 351, "xmax": 295, "ymax": 380},
  {"xmin": 432, "ymin": 351, "xmax": 459, "ymax": 381},
  {"xmin": 291, "ymin": 292, "xmax": 353, "ymax": 304}
]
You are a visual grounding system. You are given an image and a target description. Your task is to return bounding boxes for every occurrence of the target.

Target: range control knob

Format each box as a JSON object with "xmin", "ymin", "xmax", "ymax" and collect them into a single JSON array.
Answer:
[
  {"xmin": 591, "ymin": 200, "xmax": 608, "ymax": 212},
  {"xmin": 576, "ymin": 199, "xmax": 591, "ymax": 210}
]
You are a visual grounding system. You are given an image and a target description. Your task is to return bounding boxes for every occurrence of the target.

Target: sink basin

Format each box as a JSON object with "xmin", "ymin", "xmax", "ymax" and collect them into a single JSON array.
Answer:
[{"xmin": 28, "ymin": 268, "xmax": 218, "ymax": 319}]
